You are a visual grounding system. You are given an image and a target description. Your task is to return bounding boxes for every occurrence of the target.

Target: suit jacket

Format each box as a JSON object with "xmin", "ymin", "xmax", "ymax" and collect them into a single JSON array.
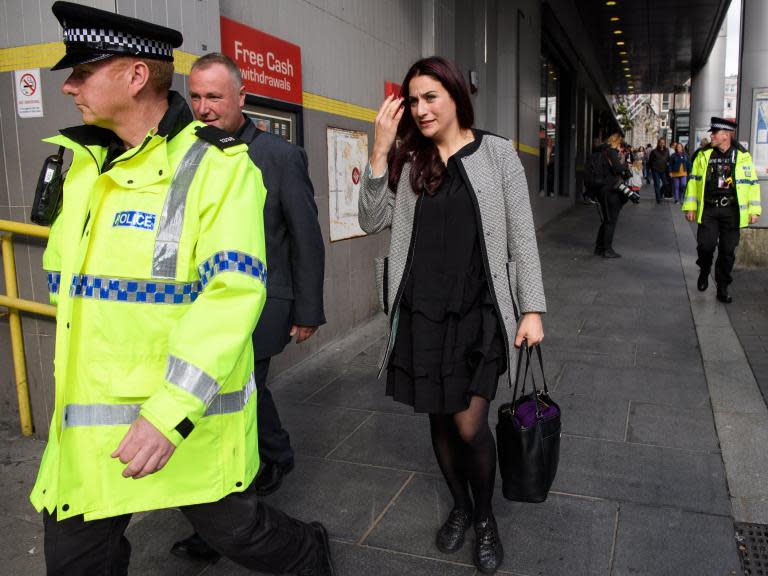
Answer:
[{"xmin": 237, "ymin": 117, "xmax": 326, "ymax": 360}]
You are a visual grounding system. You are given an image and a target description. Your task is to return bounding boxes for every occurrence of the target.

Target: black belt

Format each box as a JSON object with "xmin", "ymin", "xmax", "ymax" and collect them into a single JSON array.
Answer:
[{"xmin": 704, "ymin": 195, "xmax": 736, "ymax": 207}]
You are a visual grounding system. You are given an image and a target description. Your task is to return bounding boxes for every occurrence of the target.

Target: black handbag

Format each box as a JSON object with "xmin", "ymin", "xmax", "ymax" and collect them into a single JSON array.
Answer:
[{"xmin": 496, "ymin": 343, "xmax": 561, "ymax": 503}]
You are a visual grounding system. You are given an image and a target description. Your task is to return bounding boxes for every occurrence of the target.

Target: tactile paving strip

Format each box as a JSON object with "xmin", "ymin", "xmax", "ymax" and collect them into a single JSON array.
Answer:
[{"xmin": 736, "ymin": 522, "xmax": 768, "ymax": 575}]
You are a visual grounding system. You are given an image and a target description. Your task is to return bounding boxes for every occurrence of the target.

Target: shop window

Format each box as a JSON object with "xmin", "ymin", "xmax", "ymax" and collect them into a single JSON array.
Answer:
[{"xmin": 539, "ymin": 53, "xmax": 560, "ymax": 197}]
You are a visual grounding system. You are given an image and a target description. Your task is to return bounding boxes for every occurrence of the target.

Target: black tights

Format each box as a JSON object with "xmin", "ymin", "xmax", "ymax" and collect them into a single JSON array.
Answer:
[{"xmin": 429, "ymin": 395, "xmax": 496, "ymax": 521}]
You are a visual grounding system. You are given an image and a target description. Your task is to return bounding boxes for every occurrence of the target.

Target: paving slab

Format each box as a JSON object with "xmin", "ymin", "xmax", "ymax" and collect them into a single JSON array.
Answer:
[
  {"xmin": 276, "ymin": 401, "xmax": 372, "ymax": 458},
  {"xmin": 305, "ymin": 362, "xmax": 415, "ymax": 416},
  {"xmin": 554, "ymin": 363, "xmax": 711, "ymax": 408},
  {"xmin": 367, "ymin": 473, "xmax": 618, "ymax": 576},
  {"xmin": 260, "ymin": 456, "xmax": 412, "ymax": 543},
  {"xmin": 329, "ymin": 412, "xmax": 438, "ymax": 474},
  {"xmin": 626, "ymin": 401, "xmax": 720, "ymax": 452},
  {"xmin": 611, "ymin": 503, "xmax": 740, "ymax": 576},
  {"xmin": 554, "ymin": 436, "xmax": 731, "ymax": 515}
]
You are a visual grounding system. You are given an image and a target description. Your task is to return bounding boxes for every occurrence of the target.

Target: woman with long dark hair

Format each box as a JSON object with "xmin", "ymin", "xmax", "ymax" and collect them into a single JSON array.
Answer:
[{"xmin": 359, "ymin": 56, "xmax": 546, "ymax": 574}]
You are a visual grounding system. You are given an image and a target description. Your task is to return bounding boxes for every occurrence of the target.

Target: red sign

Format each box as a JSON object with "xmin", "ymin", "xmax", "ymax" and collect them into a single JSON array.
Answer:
[
  {"xmin": 384, "ymin": 81, "xmax": 402, "ymax": 98},
  {"xmin": 220, "ymin": 17, "xmax": 302, "ymax": 105}
]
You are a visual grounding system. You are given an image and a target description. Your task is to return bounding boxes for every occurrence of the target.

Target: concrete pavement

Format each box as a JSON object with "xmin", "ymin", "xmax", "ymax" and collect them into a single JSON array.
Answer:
[{"xmin": 1, "ymin": 188, "xmax": 762, "ymax": 575}]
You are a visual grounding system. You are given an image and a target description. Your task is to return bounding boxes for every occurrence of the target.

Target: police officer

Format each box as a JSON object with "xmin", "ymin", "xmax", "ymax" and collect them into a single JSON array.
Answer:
[
  {"xmin": 32, "ymin": 3, "xmax": 334, "ymax": 574},
  {"xmin": 171, "ymin": 53, "xmax": 326, "ymax": 562},
  {"xmin": 683, "ymin": 117, "xmax": 761, "ymax": 303}
]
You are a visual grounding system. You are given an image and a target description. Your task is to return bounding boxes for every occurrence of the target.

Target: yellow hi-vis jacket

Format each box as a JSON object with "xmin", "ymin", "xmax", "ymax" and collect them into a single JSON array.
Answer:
[
  {"xmin": 30, "ymin": 95, "xmax": 267, "ymax": 521},
  {"xmin": 682, "ymin": 145, "xmax": 762, "ymax": 227}
]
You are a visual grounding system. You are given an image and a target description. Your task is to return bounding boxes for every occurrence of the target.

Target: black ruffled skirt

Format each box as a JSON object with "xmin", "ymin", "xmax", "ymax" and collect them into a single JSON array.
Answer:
[{"xmin": 386, "ymin": 272, "xmax": 506, "ymax": 414}]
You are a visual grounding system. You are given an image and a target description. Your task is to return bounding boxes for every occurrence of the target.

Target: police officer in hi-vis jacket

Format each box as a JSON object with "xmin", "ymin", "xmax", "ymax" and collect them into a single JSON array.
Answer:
[
  {"xmin": 31, "ymin": 3, "xmax": 334, "ymax": 574},
  {"xmin": 683, "ymin": 117, "xmax": 761, "ymax": 303}
]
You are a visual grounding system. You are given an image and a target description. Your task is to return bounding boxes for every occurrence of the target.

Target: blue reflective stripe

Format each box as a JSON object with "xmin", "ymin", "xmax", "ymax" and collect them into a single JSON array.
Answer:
[
  {"xmin": 740, "ymin": 204, "xmax": 748, "ymax": 210},
  {"xmin": 736, "ymin": 179, "xmax": 759, "ymax": 185},
  {"xmin": 198, "ymin": 251, "xmax": 267, "ymax": 288},
  {"xmin": 69, "ymin": 274, "xmax": 201, "ymax": 304},
  {"xmin": 689, "ymin": 174, "xmax": 703, "ymax": 181},
  {"xmin": 47, "ymin": 272, "xmax": 61, "ymax": 295}
]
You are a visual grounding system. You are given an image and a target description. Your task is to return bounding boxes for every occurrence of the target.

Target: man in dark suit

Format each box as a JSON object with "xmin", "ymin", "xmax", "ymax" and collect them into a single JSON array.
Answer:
[{"xmin": 172, "ymin": 53, "xmax": 326, "ymax": 562}]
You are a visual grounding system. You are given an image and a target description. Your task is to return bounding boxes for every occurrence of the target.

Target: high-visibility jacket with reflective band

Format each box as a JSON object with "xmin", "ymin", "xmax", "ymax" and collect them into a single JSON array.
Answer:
[
  {"xmin": 30, "ymin": 111, "xmax": 267, "ymax": 521},
  {"xmin": 682, "ymin": 145, "xmax": 762, "ymax": 227}
]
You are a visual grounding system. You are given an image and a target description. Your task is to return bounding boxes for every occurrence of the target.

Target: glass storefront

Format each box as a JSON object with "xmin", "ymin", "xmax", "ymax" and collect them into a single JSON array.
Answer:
[{"xmin": 539, "ymin": 53, "xmax": 560, "ymax": 197}]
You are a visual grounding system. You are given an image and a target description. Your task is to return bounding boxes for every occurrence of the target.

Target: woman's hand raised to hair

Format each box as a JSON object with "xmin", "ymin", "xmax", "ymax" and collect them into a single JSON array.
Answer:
[{"xmin": 370, "ymin": 94, "xmax": 405, "ymax": 177}]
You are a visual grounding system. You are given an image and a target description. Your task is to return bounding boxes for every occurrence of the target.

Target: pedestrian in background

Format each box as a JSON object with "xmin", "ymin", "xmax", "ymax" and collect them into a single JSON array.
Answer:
[
  {"xmin": 643, "ymin": 143, "xmax": 653, "ymax": 183},
  {"xmin": 684, "ymin": 117, "xmax": 761, "ymax": 304},
  {"xmin": 359, "ymin": 56, "xmax": 546, "ymax": 575},
  {"xmin": 691, "ymin": 136, "xmax": 710, "ymax": 163},
  {"xmin": 594, "ymin": 133, "xmax": 631, "ymax": 258},
  {"xmin": 648, "ymin": 138, "xmax": 670, "ymax": 203},
  {"xmin": 668, "ymin": 142, "xmax": 691, "ymax": 204}
]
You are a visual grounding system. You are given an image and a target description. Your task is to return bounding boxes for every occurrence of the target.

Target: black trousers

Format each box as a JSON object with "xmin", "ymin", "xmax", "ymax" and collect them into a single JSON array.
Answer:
[
  {"xmin": 696, "ymin": 203, "xmax": 741, "ymax": 287},
  {"xmin": 256, "ymin": 357, "xmax": 294, "ymax": 467},
  {"xmin": 595, "ymin": 188, "xmax": 626, "ymax": 252},
  {"xmin": 43, "ymin": 480, "xmax": 320, "ymax": 575}
]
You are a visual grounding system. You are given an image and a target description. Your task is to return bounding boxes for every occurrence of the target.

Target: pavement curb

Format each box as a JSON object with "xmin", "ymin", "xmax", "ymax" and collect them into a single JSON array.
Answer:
[{"xmin": 672, "ymin": 204, "xmax": 768, "ymax": 524}]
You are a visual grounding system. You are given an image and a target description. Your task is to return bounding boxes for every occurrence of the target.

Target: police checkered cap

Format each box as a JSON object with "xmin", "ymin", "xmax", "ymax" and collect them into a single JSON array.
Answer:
[
  {"xmin": 51, "ymin": 1, "xmax": 183, "ymax": 70},
  {"xmin": 709, "ymin": 116, "xmax": 737, "ymax": 132}
]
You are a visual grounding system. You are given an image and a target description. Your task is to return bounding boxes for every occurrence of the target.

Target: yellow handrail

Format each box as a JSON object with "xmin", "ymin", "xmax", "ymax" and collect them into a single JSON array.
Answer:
[{"xmin": 0, "ymin": 219, "xmax": 53, "ymax": 437}]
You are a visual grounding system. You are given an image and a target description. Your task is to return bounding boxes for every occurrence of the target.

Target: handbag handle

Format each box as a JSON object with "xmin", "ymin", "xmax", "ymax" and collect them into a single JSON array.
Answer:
[{"xmin": 510, "ymin": 341, "xmax": 550, "ymax": 417}]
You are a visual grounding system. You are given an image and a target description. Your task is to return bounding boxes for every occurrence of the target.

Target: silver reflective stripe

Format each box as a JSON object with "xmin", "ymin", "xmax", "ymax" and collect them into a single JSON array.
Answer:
[
  {"xmin": 205, "ymin": 372, "xmax": 257, "ymax": 416},
  {"xmin": 152, "ymin": 139, "xmax": 211, "ymax": 279},
  {"xmin": 62, "ymin": 373, "xmax": 255, "ymax": 428},
  {"xmin": 166, "ymin": 355, "xmax": 220, "ymax": 405},
  {"xmin": 63, "ymin": 403, "xmax": 140, "ymax": 429},
  {"xmin": 683, "ymin": 196, "xmax": 698, "ymax": 205}
]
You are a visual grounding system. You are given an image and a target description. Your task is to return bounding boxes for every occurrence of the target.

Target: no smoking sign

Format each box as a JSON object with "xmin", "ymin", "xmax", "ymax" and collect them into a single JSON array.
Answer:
[{"xmin": 14, "ymin": 68, "xmax": 43, "ymax": 118}]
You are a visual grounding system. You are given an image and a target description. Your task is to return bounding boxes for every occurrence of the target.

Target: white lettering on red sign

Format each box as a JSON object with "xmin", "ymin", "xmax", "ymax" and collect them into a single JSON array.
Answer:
[{"xmin": 221, "ymin": 17, "xmax": 302, "ymax": 105}]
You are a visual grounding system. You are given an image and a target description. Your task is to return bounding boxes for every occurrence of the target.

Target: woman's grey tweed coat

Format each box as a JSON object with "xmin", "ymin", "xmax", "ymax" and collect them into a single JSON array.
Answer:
[{"xmin": 358, "ymin": 132, "xmax": 546, "ymax": 384}]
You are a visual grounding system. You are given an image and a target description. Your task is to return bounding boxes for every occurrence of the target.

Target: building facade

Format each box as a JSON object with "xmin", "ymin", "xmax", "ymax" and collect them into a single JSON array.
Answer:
[{"xmin": 0, "ymin": 0, "xmax": 620, "ymax": 435}]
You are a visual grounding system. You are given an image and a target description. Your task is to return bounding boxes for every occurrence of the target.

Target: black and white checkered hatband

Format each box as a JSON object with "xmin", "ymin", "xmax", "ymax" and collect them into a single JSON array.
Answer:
[{"xmin": 63, "ymin": 26, "xmax": 174, "ymax": 60}]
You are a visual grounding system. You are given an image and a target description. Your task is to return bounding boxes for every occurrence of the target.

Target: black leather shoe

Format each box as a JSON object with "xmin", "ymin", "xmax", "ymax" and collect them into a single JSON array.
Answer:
[
  {"xmin": 717, "ymin": 286, "xmax": 733, "ymax": 304},
  {"xmin": 254, "ymin": 460, "xmax": 294, "ymax": 497},
  {"xmin": 436, "ymin": 507, "xmax": 472, "ymax": 554},
  {"xmin": 170, "ymin": 532, "xmax": 221, "ymax": 563},
  {"xmin": 602, "ymin": 248, "xmax": 622, "ymax": 258},
  {"xmin": 697, "ymin": 270, "xmax": 709, "ymax": 291},
  {"xmin": 298, "ymin": 522, "xmax": 335, "ymax": 576},
  {"xmin": 474, "ymin": 516, "xmax": 504, "ymax": 574}
]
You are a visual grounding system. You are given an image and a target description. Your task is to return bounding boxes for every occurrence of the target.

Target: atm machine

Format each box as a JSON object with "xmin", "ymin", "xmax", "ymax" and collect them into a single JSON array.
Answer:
[{"xmin": 243, "ymin": 96, "xmax": 303, "ymax": 146}]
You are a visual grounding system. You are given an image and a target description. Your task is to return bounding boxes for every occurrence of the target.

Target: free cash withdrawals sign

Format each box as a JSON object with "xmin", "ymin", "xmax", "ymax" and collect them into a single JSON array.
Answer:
[{"xmin": 220, "ymin": 17, "xmax": 302, "ymax": 105}]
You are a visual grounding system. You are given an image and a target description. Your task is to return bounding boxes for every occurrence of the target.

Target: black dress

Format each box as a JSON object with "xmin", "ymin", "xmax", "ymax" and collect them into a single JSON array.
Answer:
[{"xmin": 386, "ymin": 135, "xmax": 506, "ymax": 414}]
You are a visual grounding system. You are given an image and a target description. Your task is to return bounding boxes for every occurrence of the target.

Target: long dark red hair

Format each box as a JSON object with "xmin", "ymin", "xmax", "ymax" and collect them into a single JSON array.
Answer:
[{"xmin": 388, "ymin": 56, "xmax": 474, "ymax": 195}]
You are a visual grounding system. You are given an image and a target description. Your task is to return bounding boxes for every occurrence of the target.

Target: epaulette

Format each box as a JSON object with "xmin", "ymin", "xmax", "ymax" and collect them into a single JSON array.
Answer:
[{"xmin": 194, "ymin": 125, "xmax": 244, "ymax": 150}]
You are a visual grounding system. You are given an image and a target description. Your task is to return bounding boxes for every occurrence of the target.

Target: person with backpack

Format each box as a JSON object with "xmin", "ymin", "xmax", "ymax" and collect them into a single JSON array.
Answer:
[
  {"xmin": 594, "ymin": 133, "xmax": 632, "ymax": 258},
  {"xmin": 583, "ymin": 138, "xmax": 607, "ymax": 203}
]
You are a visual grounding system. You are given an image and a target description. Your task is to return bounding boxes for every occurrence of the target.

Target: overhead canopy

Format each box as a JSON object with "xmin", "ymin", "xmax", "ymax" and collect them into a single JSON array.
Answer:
[{"xmin": 574, "ymin": 0, "xmax": 732, "ymax": 94}]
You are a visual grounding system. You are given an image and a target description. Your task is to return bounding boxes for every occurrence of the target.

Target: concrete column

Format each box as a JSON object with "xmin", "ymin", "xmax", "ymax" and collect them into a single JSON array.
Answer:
[
  {"xmin": 690, "ymin": 22, "xmax": 726, "ymax": 149},
  {"xmin": 737, "ymin": 0, "xmax": 768, "ymax": 259},
  {"xmin": 422, "ymin": 0, "xmax": 436, "ymax": 57}
]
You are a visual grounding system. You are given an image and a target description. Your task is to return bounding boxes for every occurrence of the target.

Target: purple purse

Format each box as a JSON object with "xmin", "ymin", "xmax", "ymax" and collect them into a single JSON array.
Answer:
[{"xmin": 496, "ymin": 343, "xmax": 561, "ymax": 503}]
